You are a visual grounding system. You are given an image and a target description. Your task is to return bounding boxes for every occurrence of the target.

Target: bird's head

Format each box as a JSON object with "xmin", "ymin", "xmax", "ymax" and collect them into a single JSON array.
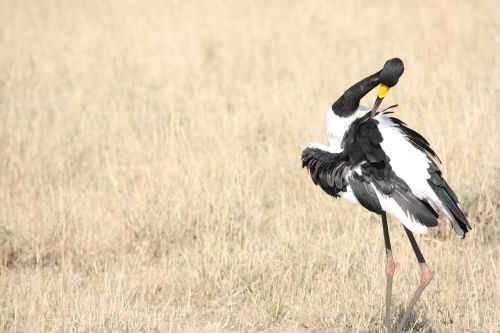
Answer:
[{"xmin": 370, "ymin": 58, "xmax": 405, "ymax": 118}]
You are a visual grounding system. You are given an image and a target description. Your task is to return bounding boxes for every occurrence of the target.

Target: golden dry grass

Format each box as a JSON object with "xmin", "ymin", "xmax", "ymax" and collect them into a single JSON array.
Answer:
[{"xmin": 0, "ymin": 0, "xmax": 499, "ymax": 332}]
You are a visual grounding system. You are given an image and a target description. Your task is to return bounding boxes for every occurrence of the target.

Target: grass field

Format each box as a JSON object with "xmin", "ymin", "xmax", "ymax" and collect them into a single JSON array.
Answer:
[{"xmin": 0, "ymin": 0, "xmax": 499, "ymax": 332}]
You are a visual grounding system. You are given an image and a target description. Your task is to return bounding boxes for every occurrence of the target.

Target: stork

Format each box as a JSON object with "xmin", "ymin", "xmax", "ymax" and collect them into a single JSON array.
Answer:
[{"xmin": 301, "ymin": 58, "xmax": 470, "ymax": 332}]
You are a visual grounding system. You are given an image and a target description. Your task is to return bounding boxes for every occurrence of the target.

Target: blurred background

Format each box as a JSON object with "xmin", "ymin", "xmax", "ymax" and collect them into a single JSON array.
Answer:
[{"xmin": 0, "ymin": 0, "xmax": 498, "ymax": 332}]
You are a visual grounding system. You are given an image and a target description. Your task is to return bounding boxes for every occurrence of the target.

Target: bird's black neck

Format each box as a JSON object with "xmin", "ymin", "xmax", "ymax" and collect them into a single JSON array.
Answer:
[{"xmin": 331, "ymin": 71, "xmax": 380, "ymax": 117}]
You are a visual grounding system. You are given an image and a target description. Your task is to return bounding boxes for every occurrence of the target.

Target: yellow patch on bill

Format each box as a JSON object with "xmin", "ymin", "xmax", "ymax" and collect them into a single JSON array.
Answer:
[{"xmin": 378, "ymin": 84, "xmax": 390, "ymax": 98}]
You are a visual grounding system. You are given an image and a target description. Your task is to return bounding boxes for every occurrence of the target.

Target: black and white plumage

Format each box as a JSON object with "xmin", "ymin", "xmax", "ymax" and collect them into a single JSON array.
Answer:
[
  {"xmin": 302, "ymin": 62, "xmax": 470, "ymax": 238},
  {"xmin": 301, "ymin": 58, "xmax": 470, "ymax": 332}
]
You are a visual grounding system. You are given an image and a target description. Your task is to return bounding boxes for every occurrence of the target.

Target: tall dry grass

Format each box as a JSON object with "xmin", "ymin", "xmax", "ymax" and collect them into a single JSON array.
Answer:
[{"xmin": 0, "ymin": 0, "xmax": 498, "ymax": 332}]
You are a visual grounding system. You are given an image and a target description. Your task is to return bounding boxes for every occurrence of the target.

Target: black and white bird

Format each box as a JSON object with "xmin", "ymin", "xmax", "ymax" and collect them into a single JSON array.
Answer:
[{"xmin": 301, "ymin": 58, "xmax": 470, "ymax": 333}]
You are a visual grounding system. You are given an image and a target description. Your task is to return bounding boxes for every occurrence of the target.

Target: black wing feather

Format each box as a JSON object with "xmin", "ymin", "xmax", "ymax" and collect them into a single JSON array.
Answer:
[
  {"xmin": 350, "ymin": 173, "xmax": 383, "ymax": 214},
  {"xmin": 427, "ymin": 160, "xmax": 471, "ymax": 237},
  {"xmin": 301, "ymin": 148, "xmax": 348, "ymax": 197},
  {"xmin": 392, "ymin": 189, "xmax": 439, "ymax": 227}
]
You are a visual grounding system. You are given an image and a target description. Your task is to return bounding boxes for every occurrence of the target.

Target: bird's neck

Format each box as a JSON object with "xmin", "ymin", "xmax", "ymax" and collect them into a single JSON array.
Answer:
[{"xmin": 331, "ymin": 71, "xmax": 380, "ymax": 117}]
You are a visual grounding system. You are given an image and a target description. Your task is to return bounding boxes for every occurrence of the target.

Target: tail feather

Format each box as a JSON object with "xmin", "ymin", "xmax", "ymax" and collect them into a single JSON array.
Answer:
[{"xmin": 428, "ymin": 164, "xmax": 471, "ymax": 238}]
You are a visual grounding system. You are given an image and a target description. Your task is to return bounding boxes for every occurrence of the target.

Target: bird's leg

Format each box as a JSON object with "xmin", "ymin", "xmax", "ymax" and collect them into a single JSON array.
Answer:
[
  {"xmin": 395, "ymin": 227, "xmax": 433, "ymax": 333},
  {"xmin": 381, "ymin": 212, "xmax": 395, "ymax": 332}
]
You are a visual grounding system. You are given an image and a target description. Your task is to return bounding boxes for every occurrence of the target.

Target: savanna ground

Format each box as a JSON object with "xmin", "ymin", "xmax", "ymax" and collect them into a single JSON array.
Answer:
[{"xmin": 0, "ymin": 1, "xmax": 498, "ymax": 332}]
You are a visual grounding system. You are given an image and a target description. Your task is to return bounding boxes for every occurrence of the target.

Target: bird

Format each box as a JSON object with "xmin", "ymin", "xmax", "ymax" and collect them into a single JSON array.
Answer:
[{"xmin": 301, "ymin": 58, "xmax": 470, "ymax": 333}]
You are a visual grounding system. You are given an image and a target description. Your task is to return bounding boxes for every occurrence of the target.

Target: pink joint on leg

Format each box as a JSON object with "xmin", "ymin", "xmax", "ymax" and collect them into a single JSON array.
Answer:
[
  {"xmin": 420, "ymin": 264, "xmax": 433, "ymax": 286},
  {"xmin": 385, "ymin": 258, "xmax": 396, "ymax": 278}
]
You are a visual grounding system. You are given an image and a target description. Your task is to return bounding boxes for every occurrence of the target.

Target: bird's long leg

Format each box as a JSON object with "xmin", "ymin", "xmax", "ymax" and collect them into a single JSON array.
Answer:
[
  {"xmin": 381, "ymin": 212, "xmax": 395, "ymax": 332},
  {"xmin": 395, "ymin": 227, "xmax": 433, "ymax": 333}
]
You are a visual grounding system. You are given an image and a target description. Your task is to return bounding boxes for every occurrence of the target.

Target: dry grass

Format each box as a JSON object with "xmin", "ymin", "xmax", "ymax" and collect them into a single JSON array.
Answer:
[{"xmin": 0, "ymin": 0, "xmax": 499, "ymax": 332}]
